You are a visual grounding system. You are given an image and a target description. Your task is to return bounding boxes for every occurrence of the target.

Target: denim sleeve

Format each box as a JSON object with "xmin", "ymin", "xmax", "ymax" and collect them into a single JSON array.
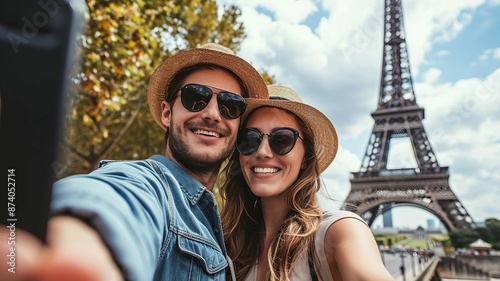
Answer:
[{"xmin": 50, "ymin": 160, "xmax": 168, "ymax": 281}]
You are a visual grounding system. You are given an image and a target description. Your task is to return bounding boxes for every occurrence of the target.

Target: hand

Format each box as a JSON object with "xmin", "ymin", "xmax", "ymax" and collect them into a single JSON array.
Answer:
[
  {"xmin": 1, "ymin": 225, "xmax": 43, "ymax": 280},
  {"xmin": 1, "ymin": 216, "xmax": 123, "ymax": 281}
]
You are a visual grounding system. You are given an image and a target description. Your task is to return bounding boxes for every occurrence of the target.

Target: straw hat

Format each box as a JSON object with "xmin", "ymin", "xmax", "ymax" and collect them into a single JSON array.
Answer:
[
  {"xmin": 243, "ymin": 84, "xmax": 338, "ymax": 173},
  {"xmin": 147, "ymin": 43, "xmax": 268, "ymax": 130}
]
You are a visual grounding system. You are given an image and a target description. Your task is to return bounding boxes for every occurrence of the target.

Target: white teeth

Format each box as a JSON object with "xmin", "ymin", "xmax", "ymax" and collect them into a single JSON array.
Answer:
[
  {"xmin": 193, "ymin": 129, "xmax": 220, "ymax": 138},
  {"xmin": 253, "ymin": 167, "xmax": 279, "ymax": 174}
]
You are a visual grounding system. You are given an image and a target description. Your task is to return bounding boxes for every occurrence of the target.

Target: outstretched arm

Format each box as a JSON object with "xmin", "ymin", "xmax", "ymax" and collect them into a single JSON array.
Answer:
[
  {"xmin": 324, "ymin": 217, "xmax": 395, "ymax": 281},
  {"xmin": 1, "ymin": 160, "xmax": 169, "ymax": 280},
  {"xmin": 1, "ymin": 216, "xmax": 123, "ymax": 281}
]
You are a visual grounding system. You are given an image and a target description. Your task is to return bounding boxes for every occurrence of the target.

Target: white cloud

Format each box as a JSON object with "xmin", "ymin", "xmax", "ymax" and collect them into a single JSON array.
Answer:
[
  {"xmin": 399, "ymin": 0, "xmax": 484, "ymax": 74},
  {"xmin": 417, "ymin": 68, "xmax": 500, "ymax": 148},
  {"xmin": 422, "ymin": 68, "xmax": 442, "ymax": 84},
  {"xmin": 479, "ymin": 47, "xmax": 500, "ymax": 61},
  {"xmin": 217, "ymin": 0, "xmax": 318, "ymax": 24},
  {"xmin": 319, "ymin": 145, "xmax": 361, "ymax": 211},
  {"xmin": 262, "ymin": 0, "xmax": 318, "ymax": 24},
  {"xmin": 437, "ymin": 50, "xmax": 451, "ymax": 56}
]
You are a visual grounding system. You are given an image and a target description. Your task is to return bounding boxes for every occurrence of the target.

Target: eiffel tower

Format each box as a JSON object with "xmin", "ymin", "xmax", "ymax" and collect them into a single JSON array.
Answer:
[{"xmin": 342, "ymin": 0, "xmax": 475, "ymax": 231}]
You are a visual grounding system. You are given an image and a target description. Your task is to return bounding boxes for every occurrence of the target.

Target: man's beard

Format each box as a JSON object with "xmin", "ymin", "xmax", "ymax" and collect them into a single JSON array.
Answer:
[{"xmin": 168, "ymin": 121, "xmax": 234, "ymax": 174}]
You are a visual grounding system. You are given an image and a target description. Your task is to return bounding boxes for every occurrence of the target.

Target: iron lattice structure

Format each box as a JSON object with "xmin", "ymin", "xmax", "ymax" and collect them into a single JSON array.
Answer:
[{"xmin": 342, "ymin": 0, "xmax": 475, "ymax": 231}]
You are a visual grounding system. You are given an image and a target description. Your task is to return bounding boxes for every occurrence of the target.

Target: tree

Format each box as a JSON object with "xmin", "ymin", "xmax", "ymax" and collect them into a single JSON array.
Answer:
[
  {"xmin": 475, "ymin": 226, "xmax": 492, "ymax": 244},
  {"xmin": 485, "ymin": 218, "xmax": 500, "ymax": 249},
  {"xmin": 55, "ymin": 0, "xmax": 250, "ymax": 177},
  {"xmin": 448, "ymin": 228, "xmax": 478, "ymax": 249},
  {"xmin": 448, "ymin": 218, "xmax": 500, "ymax": 250}
]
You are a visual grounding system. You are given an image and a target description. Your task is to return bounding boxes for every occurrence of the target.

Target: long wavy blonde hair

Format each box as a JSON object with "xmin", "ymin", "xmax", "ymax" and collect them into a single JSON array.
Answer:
[{"xmin": 220, "ymin": 109, "xmax": 323, "ymax": 281}]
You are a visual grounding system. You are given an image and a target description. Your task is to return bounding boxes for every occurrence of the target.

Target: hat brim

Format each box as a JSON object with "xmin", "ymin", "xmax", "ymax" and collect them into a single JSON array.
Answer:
[
  {"xmin": 147, "ymin": 47, "xmax": 268, "ymax": 130},
  {"xmin": 243, "ymin": 99, "xmax": 338, "ymax": 174}
]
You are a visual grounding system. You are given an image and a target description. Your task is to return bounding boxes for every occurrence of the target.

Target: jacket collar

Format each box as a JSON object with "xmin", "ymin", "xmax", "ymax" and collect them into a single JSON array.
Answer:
[{"xmin": 149, "ymin": 154, "xmax": 209, "ymax": 205}]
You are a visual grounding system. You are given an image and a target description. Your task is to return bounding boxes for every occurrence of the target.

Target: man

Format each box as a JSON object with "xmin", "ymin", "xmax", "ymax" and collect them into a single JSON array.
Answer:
[{"xmin": 2, "ymin": 43, "xmax": 268, "ymax": 281}]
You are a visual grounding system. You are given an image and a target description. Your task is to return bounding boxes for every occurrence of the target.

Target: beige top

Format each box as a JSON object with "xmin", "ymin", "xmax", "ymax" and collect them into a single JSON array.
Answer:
[{"xmin": 243, "ymin": 210, "xmax": 365, "ymax": 281}]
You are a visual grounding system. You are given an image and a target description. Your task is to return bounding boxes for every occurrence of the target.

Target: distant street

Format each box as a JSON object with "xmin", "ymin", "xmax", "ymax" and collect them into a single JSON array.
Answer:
[{"xmin": 382, "ymin": 249, "xmax": 440, "ymax": 281}]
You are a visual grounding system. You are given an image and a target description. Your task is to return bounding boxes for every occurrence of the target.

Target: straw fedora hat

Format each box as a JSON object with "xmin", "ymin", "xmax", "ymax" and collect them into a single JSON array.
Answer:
[
  {"xmin": 243, "ymin": 84, "xmax": 338, "ymax": 173},
  {"xmin": 147, "ymin": 43, "xmax": 268, "ymax": 130}
]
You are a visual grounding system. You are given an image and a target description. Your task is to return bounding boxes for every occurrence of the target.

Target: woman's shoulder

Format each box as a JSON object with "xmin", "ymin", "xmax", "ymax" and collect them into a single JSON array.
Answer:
[
  {"xmin": 320, "ymin": 210, "xmax": 366, "ymax": 227},
  {"xmin": 320, "ymin": 210, "xmax": 375, "ymax": 247},
  {"xmin": 317, "ymin": 210, "xmax": 370, "ymax": 243},
  {"xmin": 315, "ymin": 210, "xmax": 366, "ymax": 247},
  {"xmin": 310, "ymin": 210, "xmax": 366, "ymax": 281}
]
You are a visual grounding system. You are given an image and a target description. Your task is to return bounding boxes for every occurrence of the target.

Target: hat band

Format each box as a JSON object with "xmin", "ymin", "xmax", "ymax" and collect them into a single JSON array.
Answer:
[{"xmin": 270, "ymin": 96, "xmax": 291, "ymax": 101}]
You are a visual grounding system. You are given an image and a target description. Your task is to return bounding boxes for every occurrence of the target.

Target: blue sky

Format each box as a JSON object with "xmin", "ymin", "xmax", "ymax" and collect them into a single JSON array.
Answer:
[
  {"xmin": 217, "ymin": 0, "xmax": 500, "ymax": 229},
  {"xmin": 421, "ymin": 3, "xmax": 500, "ymax": 83}
]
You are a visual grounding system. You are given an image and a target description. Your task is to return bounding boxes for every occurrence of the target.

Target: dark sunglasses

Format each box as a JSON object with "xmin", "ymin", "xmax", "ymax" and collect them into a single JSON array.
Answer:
[
  {"xmin": 178, "ymin": 83, "xmax": 247, "ymax": 119},
  {"xmin": 237, "ymin": 127, "xmax": 303, "ymax": 156}
]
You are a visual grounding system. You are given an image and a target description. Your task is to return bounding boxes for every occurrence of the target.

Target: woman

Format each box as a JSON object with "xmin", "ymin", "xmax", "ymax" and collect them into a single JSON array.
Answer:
[{"xmin": 220, "ymin": 85, "xmax": 394, "ymax": 281}]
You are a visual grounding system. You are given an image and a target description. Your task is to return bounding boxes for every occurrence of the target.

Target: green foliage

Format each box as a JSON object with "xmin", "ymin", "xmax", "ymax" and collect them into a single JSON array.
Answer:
[
  {"xmin": 430, "ymin": 234, "xmax": 452, "ymax": 248},
  {"xmin": 404, "ymin": 240, "xmax": 429, "ymax": 249},
  {"xmin": 485, "ymin": 218, "xmax": 500, "ymax": 242},
  {"xmin": 449, "ymin": 228, "xmax": 478, "ymax": 249},
  {"xmin": 485, "ymin": 218, "xmax": 500, "ymax": 249},
  {"xmin": 448, "ymin": 218, "xmax": 500, "ymax": 250},
  {"xmin": 429, "ymin": 234, "xmax": 449, "ymax": 242},
  {"xmin": 260, "ymin": 69, "xmax": 276, "ymax": 85},
  {"xmin": 374, "ymin": 234, "xmax": 408, "ymax": 247},
  {"xmin": 56, "ymin": 0, "xmax": 249, "ymax": 177}
]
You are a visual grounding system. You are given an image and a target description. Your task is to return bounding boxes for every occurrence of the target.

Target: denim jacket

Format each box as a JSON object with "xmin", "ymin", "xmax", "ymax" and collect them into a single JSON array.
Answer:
[{"xmin": 51, "ymin": 155, "xmax": 229, "ymax": 280}]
